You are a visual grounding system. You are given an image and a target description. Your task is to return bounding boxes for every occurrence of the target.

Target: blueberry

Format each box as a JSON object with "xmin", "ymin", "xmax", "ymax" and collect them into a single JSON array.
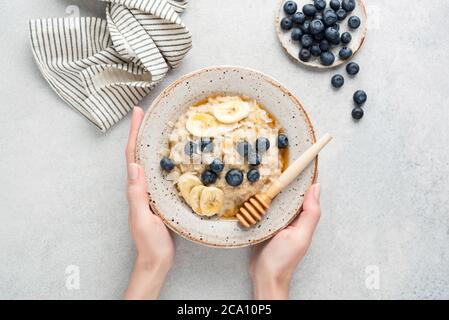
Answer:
[
  {"xmin": 302, "ymin": 4, "xmax": 317, "ymax": 17},
  {"xmin": 323, "ymin": 10, "xmax": 338, "ymax": 26},
  {"xmin": 283, "ymin": 1, "xmax": 298, "ymax": 15},
  {"xmin": 256, "ymin": 137, "xmax": 270, "ymax": 153},
  {"xmin": 331, "ymin": 74, "xmax": 345, "ymax": 88},
  {"xmin": 336, "ymin": 8, "xmax": 347, "ymax": 20},
  {"xmin": 341, "ymin": 32, "xmax": 352, "ymax": 44},
  {"xmin": 225, "ymin": 169, "xmax": 244, "ymax": 187},
  {"xmin": 309, "ymin": 19, "xmax": 325, "ymax": 35},
  {"xmin": 325, "ymin": 27, "xmax": 340, "ymax": 45},
  {"xmin": 292, "ymin": 11, "xmax": 306, "ymax": 24},
  {"xmin": 353, "ymin": 90, "xmax": 367, "ymax": 105},
  {"xmin": 201, "ymin": 170, "xmax": 218, "ymax": 185},
  {"xmin": 184, "ymin": 141, "xmax": 197, "ymax": 156},
  {"xmin": 339, "ymin": 47, "xmax": 353, "ymax": 59},
  {"xmin": 314, "ymin": 32, "xmax": 325, "ymax": 41},
  {"xmin": 277, "ymin": 134, "xmax": 289, "ymax": 149},
  {"xmin": 299, "ymin": 48, "xmax": 311, "ymax": 62},
  {"xmin": 330, "ymin": 23, "xmax": 340, "ymax": 32},
  {"xmin": 200, "ymin": 137, "xmax": 214, "ymax": 153},
  {"xmin": 237, "ymin": 141, "xmax": 252, "ymax": 157},
  {"xmin": 248, "ymin": 153, "xmax": 262, "ymax": 166},
  {"xmin": 314, "ymin": 12, "xmax": 323, "ymax": 21},
  {"xmin": 351, "ymin": 107, "xmax": 364, "ymax": 120},
  {"xmin": 346, "ymin": 62, "xmax": 360, "ymax": 75},
  {"xmin": 247, "ymin": 169, "xmax": 261, "ymax": 183},
  {"xmin": 280, "ymin": 17, "xmax": 293, "ymax": 30},
  {"xmin": 319, "ymin": 39, "xmax": 330, "ymax": 51},
  {"xmin": 301, "ymin": 34, "xmax": 314, "ymax": 48},
  {"xmin": 330, "ymin": 0, "xmax": 341, "ymax": 11},
  {"xmin": 348, "ymin": 16, "xmax": 361, "ymax": 29},
  {"xmin": 320, "ymin": 51, "xmax": 335, "ymax": 66},
  {"xmin": 342, "ymin": 0, "xmax": 356, "ymax": 12},
  {"xmin": 160, "ymin": 157, "xmax": 175, "ymax": 172},
  {"xmin": 209, "ymin": 158, "xmax": 224, "ymax": 173},
  {"xmin": 291, "ymin": 27, "xmax": 303, "ymax": 41},
  {"xmin": 310, "ymin": 43, "xmax": 322, "ymax": 57},
  {"xmin": 314, "ymin": 0, "xmax": 326, "ymax": 11},
  {"xmin": 300, "ymin": 20, "xmax": 311, "ymax": 34}
]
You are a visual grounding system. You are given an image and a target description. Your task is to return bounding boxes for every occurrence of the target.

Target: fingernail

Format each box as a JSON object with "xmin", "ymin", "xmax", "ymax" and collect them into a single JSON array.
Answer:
[
  {"xmin": 128, "ymin": 163, "xmax": 139, "ymax": 181},
  {"xmin": 313, "ymin": 183, "xmax": 321, "ymax": 200}
]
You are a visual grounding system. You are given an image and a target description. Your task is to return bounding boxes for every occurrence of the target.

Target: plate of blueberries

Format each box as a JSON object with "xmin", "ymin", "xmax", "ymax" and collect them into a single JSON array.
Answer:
[{"xmin": 276, "ymin": 0, "xmax": 367, "ymax": 68}]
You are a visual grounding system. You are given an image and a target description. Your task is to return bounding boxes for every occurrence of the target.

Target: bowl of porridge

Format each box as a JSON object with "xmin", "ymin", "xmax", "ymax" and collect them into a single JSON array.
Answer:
[{"xmin": 136, "ymin": 66, "xmax": 317, "ymax": 247}]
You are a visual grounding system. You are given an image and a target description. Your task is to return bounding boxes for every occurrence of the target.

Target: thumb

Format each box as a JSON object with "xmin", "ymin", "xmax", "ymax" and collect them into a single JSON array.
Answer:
[
  {"xmin": 290, "ymin": 183, "xmax": 321, "ymax": 240},
  {"xmin": 127, "ymin": 163, "xmax": 151, "ymax": 214}
]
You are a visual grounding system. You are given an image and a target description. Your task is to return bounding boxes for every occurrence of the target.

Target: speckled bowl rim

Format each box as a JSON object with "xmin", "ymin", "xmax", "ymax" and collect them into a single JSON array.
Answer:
[
  {"xmin": 136, "ymin": 65, "xmax": 318, "ymax": 248},
  {"xmin": 275, "ymin": 0, "xmax": 368, "ymax": 69}
]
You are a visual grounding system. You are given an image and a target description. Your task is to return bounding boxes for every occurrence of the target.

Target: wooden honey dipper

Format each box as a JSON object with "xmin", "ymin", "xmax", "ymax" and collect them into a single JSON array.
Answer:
[{"xmin": 236, "ymin": 133, "xmax": 332, "ymax": 228}]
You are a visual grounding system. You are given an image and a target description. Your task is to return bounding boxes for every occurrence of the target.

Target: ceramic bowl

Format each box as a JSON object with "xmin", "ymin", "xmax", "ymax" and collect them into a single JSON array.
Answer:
[
  {"xmin": 136, "ymin": 66, "xmax": 317, "ymax": 248},
  {"xmin": 275, "ymin": 0, "xmax": 368, "ymax": 69}
]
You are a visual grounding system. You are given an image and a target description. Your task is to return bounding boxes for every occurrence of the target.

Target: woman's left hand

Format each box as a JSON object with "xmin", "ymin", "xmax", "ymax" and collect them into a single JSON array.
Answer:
[{"xmin": 124, "ymin": 107, "xmax": 175, "ymax": 300}]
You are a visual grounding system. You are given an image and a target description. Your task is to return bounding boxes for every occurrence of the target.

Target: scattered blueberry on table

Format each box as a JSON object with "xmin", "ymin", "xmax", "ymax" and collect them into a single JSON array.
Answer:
[
  {"xmin": 346, "ymin": 61, "xmax": 360, "ymax": 75},
  {"xmin": 351, "ymin": 107, "xmax": 364, "ymax": 120},
  {"xmin": 353, "ymin": 90, "xmax": 367, "ymax": 105},
  {"xmin": 331, "ymin": 74, "xmax": 345, "ymax": 88}
]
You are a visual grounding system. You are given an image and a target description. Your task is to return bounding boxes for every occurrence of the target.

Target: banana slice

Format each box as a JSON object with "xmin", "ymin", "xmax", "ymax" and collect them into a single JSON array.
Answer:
[
  {"xmin": 177, "ymin": 173, "xmax": 202, "ymax": 205},
  {"xmin": 212, "ymin": 100, "xmax": 250, "ymax": 124},
  {"xmin": 199, "ymin": 187, "xmax": 224, "ymax": 216},
  {"xmin": 189, "ymin": 185, "xmax": 206, "ymax": 215},
  {"xmin": 186, "ymin": 112, "xmax": 237, "ymax": 137}
]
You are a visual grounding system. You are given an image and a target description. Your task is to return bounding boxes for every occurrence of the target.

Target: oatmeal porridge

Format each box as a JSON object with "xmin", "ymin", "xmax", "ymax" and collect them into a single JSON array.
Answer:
[{"xmin": 159, "ymin": 95, "xmax": 289, "ymax": 218}]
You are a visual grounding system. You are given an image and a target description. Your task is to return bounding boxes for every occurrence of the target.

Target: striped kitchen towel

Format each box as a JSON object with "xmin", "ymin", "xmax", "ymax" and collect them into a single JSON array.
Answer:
[{"xmin": 29, "ymin": 0, "xmax": 192, "ymax": 132}]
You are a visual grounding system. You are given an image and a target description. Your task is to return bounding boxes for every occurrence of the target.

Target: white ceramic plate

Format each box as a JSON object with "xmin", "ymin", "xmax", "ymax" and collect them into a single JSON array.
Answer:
[
  {"xmin": 136, "ymin": 66, "xmax": 317, "ymax": 248},
  {"xmin": 275, "ymin": 0, "xmax": 368, "ymax": 68}
]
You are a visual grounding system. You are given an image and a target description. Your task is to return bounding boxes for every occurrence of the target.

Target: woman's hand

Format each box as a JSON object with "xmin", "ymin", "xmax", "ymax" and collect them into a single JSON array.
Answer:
[
  {"xmin": 123, "ymin": 107, "xmax": 175, "ymax": 300},
  {"xmin": 250, "ymin": 183, "xmax": 321, "ymax": 300}
]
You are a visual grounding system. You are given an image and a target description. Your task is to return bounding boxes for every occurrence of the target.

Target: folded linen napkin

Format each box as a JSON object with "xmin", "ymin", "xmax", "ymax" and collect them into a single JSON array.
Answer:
[{"xmin": 29, "ymin": 0, "xmax": 192, "ymax": 132}]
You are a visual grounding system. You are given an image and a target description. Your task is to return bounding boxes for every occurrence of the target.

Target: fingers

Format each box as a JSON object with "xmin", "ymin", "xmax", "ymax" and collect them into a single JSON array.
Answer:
[
  {"xmin": 126, "ymin": 108, "xmax": 151, "ymax": 217},
  {"xmin": 126, "ymin": 107, "xmax": 144, "ymax": 165},
  {"xmin": 290, "ymin": 184, "xmax": 321, "ymax": 240},
  {"xmin": 127, "ymin": 163, "xmax": 152, "ymax": 216}
]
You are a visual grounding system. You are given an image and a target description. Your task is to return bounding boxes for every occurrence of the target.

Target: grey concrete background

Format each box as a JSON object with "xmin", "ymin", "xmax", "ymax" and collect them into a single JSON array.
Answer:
[{"xmin": 0, "ymin": 0, "xmax": 448, "ymax": 299}]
